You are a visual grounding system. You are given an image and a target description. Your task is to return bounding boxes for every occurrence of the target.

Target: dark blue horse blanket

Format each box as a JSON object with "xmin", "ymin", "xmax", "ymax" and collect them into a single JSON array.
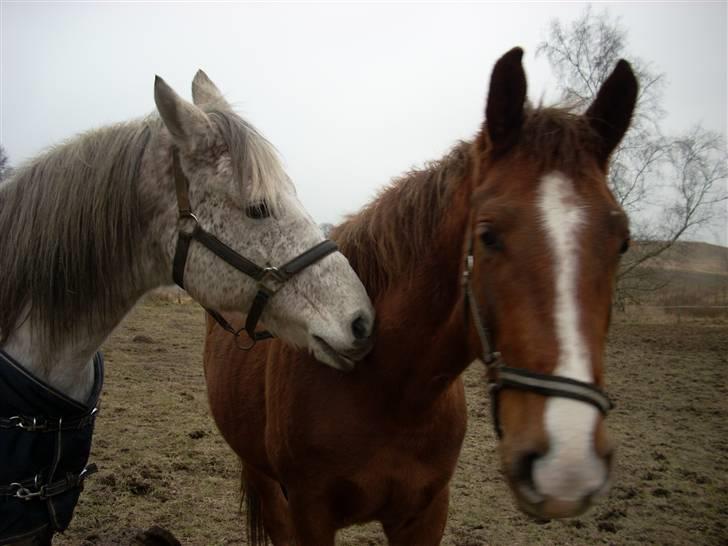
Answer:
[{"xmin": 0, "ymin": 350, "xmax": 102, "ymax": 544}]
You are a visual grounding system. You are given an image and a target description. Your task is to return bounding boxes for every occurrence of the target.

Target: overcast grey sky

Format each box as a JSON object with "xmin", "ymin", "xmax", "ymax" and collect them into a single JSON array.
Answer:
[{"xmin": 2, "ymin": 2, "xmax": 726, "ymax": 243}]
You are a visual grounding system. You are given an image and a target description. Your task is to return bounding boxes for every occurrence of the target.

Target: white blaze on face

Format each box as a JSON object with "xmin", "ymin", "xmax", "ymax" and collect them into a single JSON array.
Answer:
[{"xmin": 533, "ymin": 172, "xmax": 607, "ymax": 502}]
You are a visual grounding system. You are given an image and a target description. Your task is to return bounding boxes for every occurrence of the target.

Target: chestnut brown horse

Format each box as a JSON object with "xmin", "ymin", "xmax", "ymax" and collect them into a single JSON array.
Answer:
[{"xmin": 203, "ymin": 47, "xmax": 637, "ymax": 545}]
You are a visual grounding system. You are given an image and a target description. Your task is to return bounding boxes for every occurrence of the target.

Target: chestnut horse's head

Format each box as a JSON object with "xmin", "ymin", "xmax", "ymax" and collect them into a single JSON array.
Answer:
[{"xmin": 466, "ymin": 48, "xmax": 637, "ymax": 519}]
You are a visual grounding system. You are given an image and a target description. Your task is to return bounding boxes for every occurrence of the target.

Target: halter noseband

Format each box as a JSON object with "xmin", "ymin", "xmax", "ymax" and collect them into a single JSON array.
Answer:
[
  {"xmin": 171, "ymin": 148, "xmax": 338, "ymax": 349},
  {"xmin": 462, "ymin": 245, "xmax": 613, "ymax": 439}
]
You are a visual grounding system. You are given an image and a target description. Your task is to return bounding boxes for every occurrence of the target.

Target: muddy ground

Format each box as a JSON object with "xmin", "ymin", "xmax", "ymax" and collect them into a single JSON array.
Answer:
[{"xmin": 54, "ymin": 298, "xmax": 727, "ymax": 545}]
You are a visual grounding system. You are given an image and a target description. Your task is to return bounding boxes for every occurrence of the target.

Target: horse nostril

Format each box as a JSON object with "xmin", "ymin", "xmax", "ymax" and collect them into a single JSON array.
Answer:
[
  {"xmin": 515, "ymin": 450, "xmax": 543, "ymax": 486},
  {"xmin": 511, "ymin": 449, "xmax": 546, "ymax": 506},
  {"xmin": 351, "ymin": 315, "xmax": 370, "ymax": 340}
]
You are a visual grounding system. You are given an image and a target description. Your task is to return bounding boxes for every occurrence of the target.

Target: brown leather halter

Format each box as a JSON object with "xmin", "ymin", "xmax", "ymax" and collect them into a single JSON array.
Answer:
[
  {"xmin": 462, "ymin": 242, "xmax": 613, "ymax": 438},
  {"xmin": 171, "ymin": 148, "xmax": 339, "ymax": 349}
]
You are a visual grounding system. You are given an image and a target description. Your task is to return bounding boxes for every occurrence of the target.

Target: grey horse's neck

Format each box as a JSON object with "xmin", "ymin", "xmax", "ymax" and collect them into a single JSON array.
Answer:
[
  {"xmin": 0, "ymin": 137, "xmax": 176, "ymax": 403},
  {"xmin": 1, "ymin": 258, "xmax": 166, "ymax": 404}
]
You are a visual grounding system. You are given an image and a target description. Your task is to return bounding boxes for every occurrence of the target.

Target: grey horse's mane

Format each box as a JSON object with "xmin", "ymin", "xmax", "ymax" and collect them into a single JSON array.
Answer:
[{"xmin": 0, "ymin": 107, "xmax": 287, "ymax": 358}]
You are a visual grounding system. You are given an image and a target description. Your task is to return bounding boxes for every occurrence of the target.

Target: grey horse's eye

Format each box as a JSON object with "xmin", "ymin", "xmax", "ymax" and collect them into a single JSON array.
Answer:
[{"xmin": 246, "ymin": 202, "xmax": 270, "ymax": 220}]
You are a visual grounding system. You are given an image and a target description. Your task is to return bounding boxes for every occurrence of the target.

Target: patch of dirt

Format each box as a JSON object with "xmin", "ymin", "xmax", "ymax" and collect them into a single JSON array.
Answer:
[{"xmin": 55, "ymin": 299, "xmax": 727, "ymax": 545}]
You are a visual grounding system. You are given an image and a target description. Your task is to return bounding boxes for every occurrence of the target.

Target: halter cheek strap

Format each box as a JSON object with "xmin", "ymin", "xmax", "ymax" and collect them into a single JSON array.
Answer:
[
  {"xmin": 170, "ymin": 148, "xmax": 339, "ymax": 349},
  {"xmin": 462, "ymin": 245, "xmax": 613, "ymax": 439}
]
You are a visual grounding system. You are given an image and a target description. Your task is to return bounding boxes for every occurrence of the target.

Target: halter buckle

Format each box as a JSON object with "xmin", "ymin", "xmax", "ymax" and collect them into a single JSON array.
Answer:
[{"xmin": 257, "ymin": 266, "xmax": 287, "ymax": 295}]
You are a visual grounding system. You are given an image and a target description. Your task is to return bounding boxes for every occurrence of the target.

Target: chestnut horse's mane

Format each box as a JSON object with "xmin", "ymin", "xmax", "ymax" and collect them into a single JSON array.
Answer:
[
  {"xmin": 332, "ymin": 105, "xmax": 600, "ymax": 299},
  {"xmin": 331, "ymin": 141, "xmax": 472, "ymax": 299}
]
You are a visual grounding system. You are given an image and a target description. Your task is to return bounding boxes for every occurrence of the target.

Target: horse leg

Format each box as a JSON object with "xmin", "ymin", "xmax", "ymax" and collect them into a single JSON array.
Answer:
[
  {"xmin": 242, "ymin": 465, "xmax": 295, "ymax": 546},
  {"xmin": 382, "ymin": 487, "xmax": 450, "ymax": 546},
  {"xmin": 287, "ymin": 494, "xmax": 337, "ymax": 546}
]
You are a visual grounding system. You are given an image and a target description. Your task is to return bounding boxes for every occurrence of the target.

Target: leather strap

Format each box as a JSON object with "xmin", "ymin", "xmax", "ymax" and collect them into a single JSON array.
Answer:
[
  {"xmin": 495, "ymin": 367, "xmax": 613, "ymax": 415},
  {"xmin": 172, "ymin": 148, "xmax": 192, "ymax": 215},
  {"xmin": 193, "ymin": 229, "xmax": 269, "ymax": 281},
  {"xmin": 172, "ymin": 232, "xmax": 192, "ymax": 289},
  {"xmin": 0, "ymin": 465, "xmax": 97, "ymax": 500},
  {"xmin": 0, "ymin": 409, "xmax": 98, "ymax": 433},
  {"xmin": 278, "ymin": 240, "xmax": 338, "ymax": 277}
]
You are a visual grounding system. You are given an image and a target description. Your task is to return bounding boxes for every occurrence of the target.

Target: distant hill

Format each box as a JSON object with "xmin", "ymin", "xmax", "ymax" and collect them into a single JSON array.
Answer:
[
  {"xmin": 629, "ymin": 241, "xmax": 728, "ymax": 307},
  {"xmin": 635, "ymin": 241, "xmax": 728, "ymax": 276}
]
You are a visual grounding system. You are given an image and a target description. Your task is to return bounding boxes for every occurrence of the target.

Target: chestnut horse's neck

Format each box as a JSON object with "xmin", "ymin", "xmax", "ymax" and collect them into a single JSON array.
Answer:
[{"xmin": 333, "ymin": 142, "xmax": 476, "ymax": 408}]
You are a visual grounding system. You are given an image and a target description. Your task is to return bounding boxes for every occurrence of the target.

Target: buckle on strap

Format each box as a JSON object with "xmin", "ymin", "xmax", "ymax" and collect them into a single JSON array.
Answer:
[
  {"xmin": 258, "ymin": 266, "xmax": 288, "ymax": 293},
  {"xmin": 3, "ymin": 415, "xmax": 49, "ymax": 432},
  {"xmin": 3, "ymin": 464, "xmax": 98, "ymax": 501},
  {"xmin": 1, "ymin": 408, "xmax": 98, "ymax": 432},
  {"xmin": 17, "ymin": 416, "xmax": 48, "ymax": 432},
  {"xmin": 8, "ymin": 474, "xmax": 43, "ymax": 500}
]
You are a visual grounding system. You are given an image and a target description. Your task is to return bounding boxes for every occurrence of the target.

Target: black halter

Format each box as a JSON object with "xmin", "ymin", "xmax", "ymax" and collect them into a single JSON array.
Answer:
[
  {"xmin": 170, "ymin": 148, "xmax": 339, "ymax": 350},
  {"xmin": 462, "ymin": 246, "xmax": 613, "ymax": 439}
]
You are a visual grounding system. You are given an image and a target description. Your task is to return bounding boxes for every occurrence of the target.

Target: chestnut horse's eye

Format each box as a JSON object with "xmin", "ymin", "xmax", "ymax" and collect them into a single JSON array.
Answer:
[
  {"xmin": 478, "ymin": 222, "xmax": 502, "ymax": 251},
  {"xmin": 619, "ymin": 237, "xmax": 630, "ymax": 255},
  {"xmin": 246, "ymin": 201, "xmax": 270, "ymax": 220}
]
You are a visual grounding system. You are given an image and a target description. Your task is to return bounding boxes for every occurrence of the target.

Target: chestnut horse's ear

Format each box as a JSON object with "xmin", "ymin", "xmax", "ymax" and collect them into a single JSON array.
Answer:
[
  {"xmin": 485, "ymin": 47, "xmax": 527, "ymax": 154},
  {"xmin": 585, "ymin": 60, "xmax": 638, "ymax": 166}
]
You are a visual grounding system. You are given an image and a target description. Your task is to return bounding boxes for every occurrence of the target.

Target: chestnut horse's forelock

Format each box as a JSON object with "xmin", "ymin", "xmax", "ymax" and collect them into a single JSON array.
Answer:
[{"xmin": 485, "ymin": 105, "xmax": 603, "ymax": 176}]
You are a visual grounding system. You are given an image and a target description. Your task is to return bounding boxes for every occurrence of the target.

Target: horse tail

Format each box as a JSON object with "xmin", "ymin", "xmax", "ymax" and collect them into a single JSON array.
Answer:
[{"xmin": 241, "ymin": 464, "xmax": 268, "ymax": 546}]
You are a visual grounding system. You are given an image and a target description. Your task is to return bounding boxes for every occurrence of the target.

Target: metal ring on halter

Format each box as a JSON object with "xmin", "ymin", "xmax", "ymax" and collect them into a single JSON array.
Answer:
[
  {"xmin": 260, "ymin": 266, "xmax": 286, "ymax": 283},
  {"xmin": 234, "ymin": 330, "xmax": 257, "ymax": 351},
  {"xmin": 257, "ymin": 266, "xmax": 287, "ymax": 295},
  {"xmin": 177, "ymin": 211, "xmax": 200, "ymax": 235}
]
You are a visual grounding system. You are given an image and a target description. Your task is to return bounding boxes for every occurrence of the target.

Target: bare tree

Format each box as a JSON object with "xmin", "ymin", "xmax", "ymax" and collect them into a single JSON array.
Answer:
[
  {"xmin": 0, "ymin": 145, "xmax": 12, "ymax": 182},
  {"xmin": 537, "ymin": 7, "xmax": 728, "ymax": 307}
]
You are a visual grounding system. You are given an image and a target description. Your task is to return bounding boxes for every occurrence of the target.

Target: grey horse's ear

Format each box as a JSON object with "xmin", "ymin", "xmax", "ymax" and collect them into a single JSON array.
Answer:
[
  {"xmin": 191, "ymin": 70, "xmax": 229, "ymax": 108},
  {"xmin": 154, "ymin": 75, "xmax": 213, "ymax": 153}
]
